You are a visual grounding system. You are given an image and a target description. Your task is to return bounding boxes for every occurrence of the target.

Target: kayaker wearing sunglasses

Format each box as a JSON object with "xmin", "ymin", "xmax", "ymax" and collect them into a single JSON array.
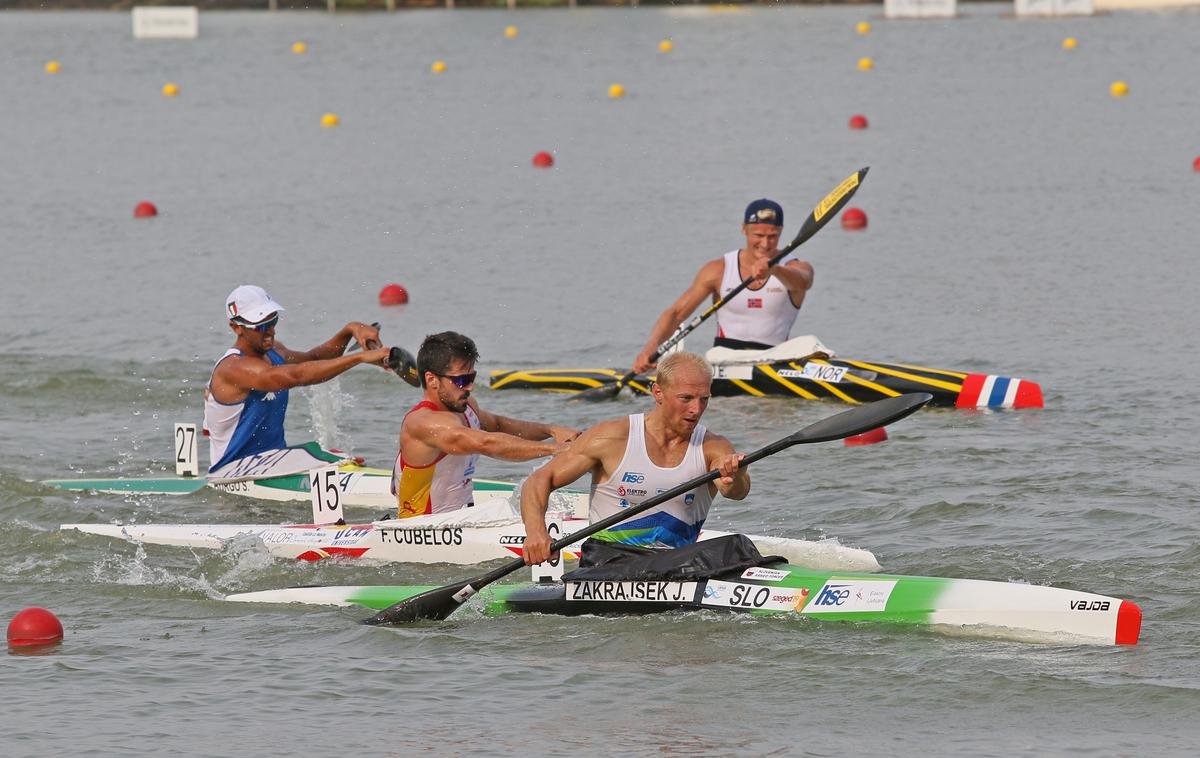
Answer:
[
  {"xmin": 204, "ymin": 284, "xmax": 393, "ymax": 472},
  {"xmin": 394, "ymin": 331, "xmax": 579, "ymax": 519}
]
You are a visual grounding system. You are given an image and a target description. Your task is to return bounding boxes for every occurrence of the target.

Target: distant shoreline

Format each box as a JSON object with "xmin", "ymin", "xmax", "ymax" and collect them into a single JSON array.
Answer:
[{"xmin": 1, "ymin": 0, "xmax": 876, "ymax": 10}]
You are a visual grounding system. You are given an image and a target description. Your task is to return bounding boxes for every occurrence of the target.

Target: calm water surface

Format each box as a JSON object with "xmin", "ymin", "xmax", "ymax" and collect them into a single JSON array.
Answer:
[{"xmin": 2, "ymin": 5, "xmax": 1199, "ymax": 756}]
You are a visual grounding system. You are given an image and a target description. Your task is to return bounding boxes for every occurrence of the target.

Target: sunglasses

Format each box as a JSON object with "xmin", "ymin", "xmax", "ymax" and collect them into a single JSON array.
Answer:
[
  {"xmin": 234, "ymin": 313, "xmax": 279, "ymax": 333},
  {"xmin": 437, "ymin": 371, "xmax": 476, "ymax": 389}
]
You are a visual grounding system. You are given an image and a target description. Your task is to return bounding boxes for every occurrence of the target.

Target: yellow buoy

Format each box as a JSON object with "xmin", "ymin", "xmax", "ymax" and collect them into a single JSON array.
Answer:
[
  {"xmin": 292, "ymin": 42, "xmax": 307, "ymax": 55},
  {"xmin": 1110, "ymin": 80, "xmax": 1129, "ymax": 97},
  {"xmin": 1062, "ymin": 37, "xmax": 1077, "ymax": 50},
  {"xmin": 658, "ymin": 39, "xmax": 673, "ymax": 54},
  {"xmin": 162, "ymin": 82, "xmax": 179, "ymax": 97},
  {"xmin": 431, "ymin": 60, "xmax": 447, "ymax": 74},
  {"xmin": 321, "ymin": 112, "xmax": 340, "ymax": 128},
  {"xmin": 857, "ymin": 57, "xmax": 874, "ymax": 71},
  {"xmin": 45, "ymin": 60, "xmax": 61, "ymax": 74},
  {"xmin": 856, "ymin": 21, "xmax": 871, "ymax": 35},
  {"xmin": 504, "ymin": 26, "xmax": 518, "ymax": 39},
  {"xmin": 607, "ymin": 83, "xmax": 626, "ymax": 99}
]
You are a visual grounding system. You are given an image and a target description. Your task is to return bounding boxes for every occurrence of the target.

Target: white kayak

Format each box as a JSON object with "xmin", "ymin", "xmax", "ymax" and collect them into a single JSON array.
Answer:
[{"xmin": 60, "ymin": 498, "xmax": 881, "ymax": 571}]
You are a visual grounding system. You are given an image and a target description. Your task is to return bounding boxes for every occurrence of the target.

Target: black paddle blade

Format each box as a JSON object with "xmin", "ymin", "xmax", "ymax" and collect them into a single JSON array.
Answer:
[
  {"xmin": 794, "ymin": 393, "xmax": 931, "ymax": 444},
  {"xmin": 387, "ymin": 347, "xmax": 421, "ymax": 387},
  {"xmin": 362, "ymin": 581, "xmax": 476, "ymax": 625},
  {"xmin": 572, "ymin": 379, "xmax": 626, "ymax": 403}
]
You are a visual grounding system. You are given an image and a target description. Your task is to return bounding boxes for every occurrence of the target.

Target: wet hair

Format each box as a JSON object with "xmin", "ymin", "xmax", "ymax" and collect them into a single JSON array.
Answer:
[
  {"xmin": 417, "ymin": 332, "xmax": 479, "ymax": 388},
  {"xmin": 655, "ymin": 352, "xmax": 712, "ymax": 388}
]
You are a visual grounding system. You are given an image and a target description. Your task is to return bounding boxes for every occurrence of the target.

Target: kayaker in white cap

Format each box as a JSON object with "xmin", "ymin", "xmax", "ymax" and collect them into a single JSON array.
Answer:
[
  {"xmin": 631, "ymin": 199, "xmax": 814, "ymax": 374},
  {"xmin": 520, "ymin": 351, "xmax": 749, "ymax": 565},
  {"xmin": 203, "ymin": 284, "xmax": 392, "ymax": 472}
]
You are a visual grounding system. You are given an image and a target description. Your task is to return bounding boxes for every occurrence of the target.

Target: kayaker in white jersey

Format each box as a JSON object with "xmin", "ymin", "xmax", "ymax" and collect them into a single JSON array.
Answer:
[
  {"xmin": 394, "ymin": 331, "xmax": 579, "ymax": 518},
  {"xmin": 204, "ymin": 285, "xmax": 393, "ymax": 472},
  {"xmin": 631, "ymin": 199, "xmax": 814, "ymax": 374},
  {"xmin": 520, "ymin": 351, "xmax": 750, "ymax": 565}
]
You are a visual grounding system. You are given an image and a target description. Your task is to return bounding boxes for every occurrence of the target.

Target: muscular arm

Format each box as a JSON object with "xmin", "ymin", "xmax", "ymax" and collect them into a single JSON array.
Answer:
[
  {"xmin": 704, "ymin": 431, "xmax": 751, "ymax": 501},
  {"xmin": 212, "ymin": 347, "xmax": 391, "ymax": 398},
  {"xmin": 473, "ymin": 403, "xmax": 579, "ymax": 443},
  {"xmin": 520, "ymin": 422, "xmax": 619, "ymax": 566},
  {"xmin": 275, "ymin": 322, "xmax": 381, "ymax": 364},
  {"xmin": 410, "ymin": 410, "xmax": 562, "ymax": 463},
  {"xmin": 632, "ymin": 259, "xmax": 723, "ymax": 373}
]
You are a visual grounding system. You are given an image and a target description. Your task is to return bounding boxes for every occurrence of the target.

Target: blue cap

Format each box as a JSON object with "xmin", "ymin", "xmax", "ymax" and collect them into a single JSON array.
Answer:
[{"xmin": 743, "ymin": 199, "xmax": 783, "ymax": 227}]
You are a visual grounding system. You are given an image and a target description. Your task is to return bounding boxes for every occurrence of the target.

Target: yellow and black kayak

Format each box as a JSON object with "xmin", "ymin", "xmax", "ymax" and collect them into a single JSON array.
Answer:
[{"xmin": 490, "ymin": 356, "xmax": 1043, "ymax": 409}]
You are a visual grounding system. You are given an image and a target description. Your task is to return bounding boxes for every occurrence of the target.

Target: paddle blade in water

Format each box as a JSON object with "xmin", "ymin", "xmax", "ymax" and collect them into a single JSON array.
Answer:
[
  {"xmin": 362, "ymin": 581, "xmax": 476, "ymax": 625},
  {"xmin": 571, "ymin": 379, "xmax": 625, "ymax": 403}
]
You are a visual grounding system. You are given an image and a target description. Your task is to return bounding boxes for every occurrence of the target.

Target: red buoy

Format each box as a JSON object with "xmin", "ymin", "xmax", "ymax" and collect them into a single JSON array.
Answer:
[
  {"xmin": 378, "ymin": 283, "xmax": 409, "ymax": 306},
  {"xmin": 841, "ymin": 207, "xmax": 868, "ymax": 230},
  {"xmin": 849, "ymin": 114, "xmax": 869, "ymax": 130},
  {"xmin": 532, "ymin": 151, "xmax": 554, "ymax": 168},
  {"xmin": 133, "ymin": 201, "xmax": 158, "ymax": 218},
  {"xmin": 7, "ymin": 607, "xmax": 64, "ymax": 648},
  {"xmin": 844, "ymin": 427, "xmax": 888, "ymax": 447},
  {"xmin": 1193, "ymin": 156, "xmax": 1200, "ymax": 172}
]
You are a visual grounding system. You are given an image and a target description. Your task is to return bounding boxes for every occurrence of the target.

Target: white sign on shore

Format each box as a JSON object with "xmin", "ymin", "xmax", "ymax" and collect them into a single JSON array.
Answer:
[
  {"xmin": 885, "ymin": 0, "xmax": 957, "ymax": 18},
  {"xmin": 132, "ymin": 6, "xmax": 199, "ymax": 39},
  {"xmin": 1015, "ymin": 0, "xmax": 1095, "ymax": 14}
]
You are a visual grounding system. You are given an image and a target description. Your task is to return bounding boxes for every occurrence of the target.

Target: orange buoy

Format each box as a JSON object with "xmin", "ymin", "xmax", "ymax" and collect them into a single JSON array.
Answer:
[
  {"xmin": 532, "ymin": 151, "xmax": 554, "ymax": 168},
  {"xmin": 849, "ymin": 114, "xmax": 868, "ymax": 130},
  {"xmin": 841, "ymin": 207, "xmax": 867, "ymax": 230},
  {"xmin": 7, "ymin": 607, "xmax": 64, "ymax": 648},
  {"xmin": 1193, "ymin": 156, "xmax": 1200, "ymax": 172},
  {"xmin": 378, "ymin": 283, "xmax": 409, "ymax": 306},
  {"xmin": 844, "ymin": 427, "xmax": 888, "ymax": 447},
  {"xmin": 134, "ymin": 201, "xmax": 158, "ymax": 218}
]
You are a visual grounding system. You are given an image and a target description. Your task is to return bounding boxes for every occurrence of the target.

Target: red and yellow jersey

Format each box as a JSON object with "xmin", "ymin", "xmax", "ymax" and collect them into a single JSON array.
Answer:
[{"xmin": 393, "ymin": 401, "xmax": 480, "ymax": 518}]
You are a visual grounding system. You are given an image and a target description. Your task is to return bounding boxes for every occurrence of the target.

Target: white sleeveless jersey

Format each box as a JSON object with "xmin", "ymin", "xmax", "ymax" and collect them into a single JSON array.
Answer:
[
  {"xmin": 714, "ymin": 249, "xmax": 801, "ymax": 346},
  {"xmin": 589, "ymin": 414, "xmax": 714, "ymax": 548}
]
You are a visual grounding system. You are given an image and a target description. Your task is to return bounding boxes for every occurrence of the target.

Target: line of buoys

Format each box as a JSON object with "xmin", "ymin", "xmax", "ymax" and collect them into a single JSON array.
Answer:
[
  {"xmin": 659, "ymin": 39, "xmax": 673, "ymax": 53},
  {"xmin": 431, "ymin": 60, "xmax": 447, "ymax": 74},
  {"xmin": 849, "ymin": 114, "xmax": 869, "ymax": 130},
  {"xmin": 532, "ymin": 151, "xmax": 554, "ymax": 168},
  {"xmin": 1110, "ymin": 80, "xmax": 1129, "ymax": 97},
  {"xmin": 379, "ymin": 283, "xmax": 409, "ymax": 306},
  {"xmin": 321, "ymin": 112, "xmax": 339, "ymax": 128},
  {"xmin": 504, "ymin": 25, "xmax": 518, "ymax": 39},
  {"xmin": 45, "ymin": 60, "xmax": 60, "ymax": 74},
  {"xmin": 608, "ymin": 83, "xmax": 626, "ymax": 99},
  {"xmin": 162, "ymin": 82, "xmax": 179, "ymax": 97},
  {"xmin": 841, "ymin": 207, "xmax": 868, "ymax": 230},
  {"xmin": 8, "ymin": 607, "xmax": 63, "ymax": 649},
  {"xmin": 856, "ymin": 21, "xmax": 871, "ymax": 35},
  {"xmin": 134, "ymin": 201, "xmax": 158, "ymax": 218},
  {"xmin": 292, "ymin": 41, "xmax": 307, "ymax": 55},
  {"xmin": 1062, "ymin": 37, "xmax": 1078, "ymax": 50},
  {"xmin": 844, "ymin": 427, "xmax": 887, "ymax": 446},
  {"xmin": 857, "ymin": 57, "xmax": 874, "ymax": 71}
]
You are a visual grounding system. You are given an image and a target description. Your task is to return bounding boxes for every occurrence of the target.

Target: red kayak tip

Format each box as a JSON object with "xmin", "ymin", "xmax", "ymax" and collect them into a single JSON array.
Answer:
[
  {"xmin": 378, "ymin": 283, "xmax": 409, "ymax": 306},
  {"xmin": 1115, "ymin": 600, "xmax": 1141, "ymax": 645},
  {"xmin": 133, "ymin": 201, "xmax": 158, "ymax": 218},
  {"xmin": 841, "ymin": 207, "xmax": 867, "ymax": 230},
  {"xmin": 844, "ymin": 427, "xmax": 888, "ymax": 446},
  {"xmin": 532, "ymin": 151, "xmax": 554, "ymax": 168},
  {"xmin": 7, "ymin": 607, "xmax": 64, "ymax": 649},
  {"xmin": 956, "ymin": 375, "xmax": 1044, "ymax": 410},
  {"xmin": 849, "ymin": 114, "xmax": 869, "ymax": 129}
]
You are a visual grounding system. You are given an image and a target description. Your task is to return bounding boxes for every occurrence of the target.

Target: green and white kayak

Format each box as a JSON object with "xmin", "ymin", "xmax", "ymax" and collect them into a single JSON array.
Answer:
[
  {"xmin": 225, "ymin": 563, "xmax": 1142, "ymax": 646},
  {"xmin": 43, "ymin": 441, "xmax": 587, "ymax": 514}
]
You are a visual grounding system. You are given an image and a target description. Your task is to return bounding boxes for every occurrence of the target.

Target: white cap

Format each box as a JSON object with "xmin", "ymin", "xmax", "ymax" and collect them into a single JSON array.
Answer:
[{"xmin": 225, "ymin": 285, "xmax": 285, "ymax": 324}]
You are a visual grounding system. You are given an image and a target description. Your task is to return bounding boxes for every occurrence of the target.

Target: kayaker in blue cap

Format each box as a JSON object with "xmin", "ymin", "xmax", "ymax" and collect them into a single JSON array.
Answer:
[
  {"xmin": 519, "ymin": 351, "xmax": 750, "ymax": 565},
  {"xmin": 630, "ymin": 198, "xmax": 814, "ymax": 374},
  {"xmin": 204, "ymin": 285, "xmax": 393, "ymax": 472}
]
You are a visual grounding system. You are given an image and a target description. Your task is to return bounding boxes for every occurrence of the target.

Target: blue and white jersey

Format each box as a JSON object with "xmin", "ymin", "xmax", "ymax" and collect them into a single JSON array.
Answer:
[
  {"xmin": 204, "ymin": 348, "xmax": 289, "ymax": 472},
  {"xmin": 589, "ymin": 414, "xmax": 713, "ymax": 548}
]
